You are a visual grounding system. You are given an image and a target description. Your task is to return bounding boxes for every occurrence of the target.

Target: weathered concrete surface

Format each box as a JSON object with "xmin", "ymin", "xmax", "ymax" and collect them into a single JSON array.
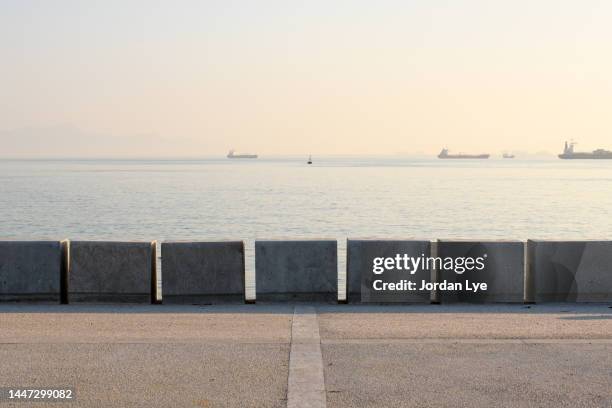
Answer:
[
  {"xmin": 528, "ymin": 240, "xmax": 612, "ymax": 302},
  {"xmin": 0, "ymin": 304, "xmax": 292, "ymax": 408},
  {"xmin": 317, "ymin": 304, "xmax": 612, "ymax": 340},
  {"xmin": 0, "ymin": 344, "xmax": 288, "ymax": 408},
  {"xmin": 347, "ymin": 240, "xmax": 431, "ymax": 303},
  {"xmin": 0, "ymin": 304, "xmax": 293, "ymax": 344},
  {"xmin": 317, "ymin": 304, "xmax": 612, "ymax": 408},
  {"xmin": 256, "ymin": 240, "xmax": 337, "ymax": 300},
  {"xmin": 437, "ymin": 240, "xmax": 524, "ymax": 303},
  {"xmin": 1, "ymin": 304, "xmax": 611, "ymax": 407},
  {"xmin": 287, "ymin": 306, "xmax": 326, "ymax": 408},
  {"xmin": 161, "ymin": 241, "xmax": 245, "ymax": 303},
  {"xmin": 322, "ymin": 342, "xmax": 612, "ymax": 408},
  {"xmin": 69, "ymin": 241, "xmax": 154, "ymax": 303},
  {"xmin": 0, "ymin": 241, "xmax": 62, "ymax": 302}
]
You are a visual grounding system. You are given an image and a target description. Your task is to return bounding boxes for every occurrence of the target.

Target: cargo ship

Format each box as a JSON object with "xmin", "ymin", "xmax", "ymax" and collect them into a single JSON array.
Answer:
[
  {"xmin": 558, "ymin": 142, "xmax": 612, "ymax": 160},
  {"xmin": 438, "ymin": 148, "xmax": 490, "ymax": 159},
  {"xmin": 227, "ymin": 149, "xmax": 258, "ymax": 159}
]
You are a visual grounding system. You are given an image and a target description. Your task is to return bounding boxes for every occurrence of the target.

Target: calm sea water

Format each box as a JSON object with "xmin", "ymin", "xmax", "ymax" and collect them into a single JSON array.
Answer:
[{"xmin": 1, "ymin": 157, "xmax": 611, "ymax": 299}]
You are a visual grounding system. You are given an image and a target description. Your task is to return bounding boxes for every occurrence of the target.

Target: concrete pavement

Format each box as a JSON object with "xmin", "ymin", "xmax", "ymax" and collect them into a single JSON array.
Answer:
[
  {"xmin": 317, "ymin": 304, "xmax": 612, "ymax": 408},
  {"xmin": 0, "ymin": 304, "xmax": 611, "ymax": 407},
  {"xmin": 0, "ymin": 305, "xmax": 293, "ymax": 407}
]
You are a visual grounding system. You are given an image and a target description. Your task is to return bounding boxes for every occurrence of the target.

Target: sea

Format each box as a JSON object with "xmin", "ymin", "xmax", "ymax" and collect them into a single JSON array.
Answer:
[{"xmin": 2, "ymin": 156, "xmax": 611, "ymax": 299}]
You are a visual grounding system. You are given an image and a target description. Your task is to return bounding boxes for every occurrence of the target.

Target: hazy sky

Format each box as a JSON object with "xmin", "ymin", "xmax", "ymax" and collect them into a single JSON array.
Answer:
[{"xmin": 1, "ymin": 0, "xmax": 612, "ymax": 157}]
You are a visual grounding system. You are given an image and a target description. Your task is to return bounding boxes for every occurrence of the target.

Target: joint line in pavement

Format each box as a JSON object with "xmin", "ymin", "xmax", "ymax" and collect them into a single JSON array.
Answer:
[{"xmin": 287, "ymin": 306, "xmax": 326, "ymax": 408}]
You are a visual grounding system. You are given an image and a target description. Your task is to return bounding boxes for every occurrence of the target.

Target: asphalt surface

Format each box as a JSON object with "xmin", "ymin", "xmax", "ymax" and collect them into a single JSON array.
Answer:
[{"xmin": 0, "ymin": 303, "xmax": 611, "ymax": 407}]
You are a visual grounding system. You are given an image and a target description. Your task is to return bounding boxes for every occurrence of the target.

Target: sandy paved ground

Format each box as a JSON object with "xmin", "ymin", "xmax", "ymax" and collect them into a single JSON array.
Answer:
[
  {"xmin": 317, "ymin": 304, "xmax": 612, "ymax": 408},
  {"xmin": 0, "ymin": 303, "xmax": 611, "ymax": 407},
  {"xmin": 317, "ymin": 304, "xmax": 612, "ymax": 340},
  {"xmin": 0, "ymin": 305, "xmax": 293, "ymax": 408}
]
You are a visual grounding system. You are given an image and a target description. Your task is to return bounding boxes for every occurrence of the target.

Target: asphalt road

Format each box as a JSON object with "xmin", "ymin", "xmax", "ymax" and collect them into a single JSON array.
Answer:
[{"xmin": 0, "ymin": 303, "xmax": 611, "ymax": 407}]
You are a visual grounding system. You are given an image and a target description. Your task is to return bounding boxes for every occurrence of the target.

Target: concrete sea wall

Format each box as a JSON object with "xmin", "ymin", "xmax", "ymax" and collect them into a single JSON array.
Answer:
[
  {"xmin": 68, "ymin": 241, "xmax": 156, "ymax": 303},
  {"xmin": 0, "ymin": 241, "xmax": 65, "ymax": 302},
  {"xmin": 436, "ymin": 240, "xmax": 524, "ymax": 303},
  {"xmin": 347, "ymin": 239, "xmax": 432, "ymax": 303},
  {"xmin": 161, "ymin": 241, "xmax": 245, "ymax": 303},
  {"xmin": 526, "ymin": 240, "xmax": 612, "ymax": 302},
  {"xmin": 255, "ymin": 240, "xmax": 337, "ymax": 301},
  {"xmin": 1, "ymin": 238, "xmax": 612, "ymax": 304}
]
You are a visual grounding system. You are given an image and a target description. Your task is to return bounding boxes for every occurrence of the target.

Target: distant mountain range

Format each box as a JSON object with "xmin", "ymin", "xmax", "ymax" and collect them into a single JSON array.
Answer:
[{"xmin": 0, "ymin": 125, "xmax": 190, "ymax": 158}]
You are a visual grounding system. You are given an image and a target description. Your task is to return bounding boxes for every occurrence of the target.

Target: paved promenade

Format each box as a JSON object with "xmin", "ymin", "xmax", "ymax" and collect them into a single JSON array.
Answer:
[{"xmin": 0, "ymin": 304, "xmax": 611, "ymax": 407}]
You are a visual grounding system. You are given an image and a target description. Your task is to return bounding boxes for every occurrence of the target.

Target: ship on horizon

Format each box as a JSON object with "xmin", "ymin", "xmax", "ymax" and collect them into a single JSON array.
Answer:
[
  {"xmin": 227, "ymin": 149, "xmax": 258, "ymax": 159},
  {"xmin": 438, "ymin": 148, "xmax": 490, "ymax": 159},
  {"xmin": 558, "ymin": 141, "xmax": 612, "ymax": 160}
]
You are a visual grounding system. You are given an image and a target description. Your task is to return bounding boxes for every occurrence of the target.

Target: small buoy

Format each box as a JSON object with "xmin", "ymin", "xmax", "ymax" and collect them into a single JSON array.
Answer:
[{"xmin": 307, "ymin": 154, "xmax": 312, "ymax": 164}]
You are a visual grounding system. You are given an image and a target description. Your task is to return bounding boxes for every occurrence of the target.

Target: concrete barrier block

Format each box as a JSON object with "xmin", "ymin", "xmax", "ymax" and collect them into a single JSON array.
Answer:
[
  {"xmin": 347, "ymin": 239, "xmax": 432, "ymax": 303},
  {"xmin": 437, "ymin": 240, "xmax": 524, "ymax": 303},
  {"xmin": 0, "ymin": 241, "xmax": 63, "ymax": 302},
  {"xmin": 161, "ymin": 241, "xmax": 245, "ymax": 303},
  {"xmin": 528, "ymin": 240, "xmax": 612, "ymax": 302},
  {"xmin": 255, "ymin": 240, "xmax": 337, "ymax": 300},
  {"xmin": 68, "ymin": 241, "xmax": 155, "ymax": 303}
]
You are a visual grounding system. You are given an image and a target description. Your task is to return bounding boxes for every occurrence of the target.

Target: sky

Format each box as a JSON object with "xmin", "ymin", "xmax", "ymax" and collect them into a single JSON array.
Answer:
[{"xmin": 1, "ymin": 0, "xmax": 612, "ymax": 157}]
